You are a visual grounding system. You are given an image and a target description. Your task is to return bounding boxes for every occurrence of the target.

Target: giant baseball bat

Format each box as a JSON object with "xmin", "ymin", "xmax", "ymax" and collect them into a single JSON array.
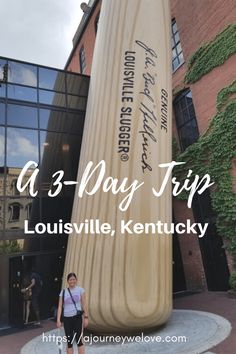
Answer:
[{"xmin": 64, "ymin": 0, "xmax": 172, "ymax": 333}]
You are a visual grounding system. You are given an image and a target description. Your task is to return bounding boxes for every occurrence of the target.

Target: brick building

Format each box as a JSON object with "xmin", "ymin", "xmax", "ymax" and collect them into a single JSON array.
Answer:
[{"xmin": 65, "ymin": 0, "xmax": 236, "ymax": 292}]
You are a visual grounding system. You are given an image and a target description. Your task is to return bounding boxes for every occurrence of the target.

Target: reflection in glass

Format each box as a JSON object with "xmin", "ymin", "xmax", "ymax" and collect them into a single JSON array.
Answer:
[
  {"xmin": 66, "ymin": 73, "xmax": 89, "ymax": 95},
  {"xmin": 179, "ymin": 120, "xmax": 199, "ymax": 150},
  {"xmin": 40, "ymin": 234, "xmax": 68, "ymax": 251},
  {"xmin": 0, "ymin": 238, "xmax": 40, "ymax": 254},
  {"xmin": 0, "ymin": 127, "xmax": 5, "ymax": 166},
  {"xmin": 0, "ymin": 59, "xmax": 8, "ymax": 96},
  {"xmin": 5, "ymin": 198, "xmax": 23, "ymax": 229},
  {"xmin": 0, "ymin": 59, "xmax": 7, "ymax": 81},
  {"xmin": 65, "ymin": 111, "xmax": 85, "ymax": 134},
  {"xmin": 67, "ymin": 95, "xmax": 87, "ymax": 110},
  {"xmin": 39, "ymin": 68, "xmax": 65, "ymax": 92},
  {"xmin": 41, "ymin": 196, "xmax": 72, "ymax": 224},
  {"xmin": 11, "ymin": 179, "xmax": 20, "ymax": 196},
  {"xmin": 7, "ymin": 128, "xmax": 38, "ymax": 167},
  {"xmin": 5, "ymin": 197, "xmax": 40, "ymax": 232},
  {"xmin": 8, "ymin": 61, "xmax": 37, "ymax": 86},
  {"xmin": 8, "ymin": 202, "xmax": 21, "ymax": 222},
  {"xmin": 40, "ymin": 131, "xmax": 81, "ymax": 196},
  {"xmin": 7, "ymin": 104, "xmax": 38, "ymax": 128},
  {"xmin": 0, "ymin": 167, "xmax": 4, "ymax": 197},
  {"xmin": 39, "ymin": 108, "xmax": 84, "ymax": 134},
  {"xmin": 0, "ymin": 239, "xmax": 22, "ymax": 254},
  {"xmin": 39, "ymin": 108, "xmax": 67, "ymax": 131},
  {"xmin": 0, "ymin": 197, "xmax": 4, "ymax": 231},
  {"xmin": 0, "ymin": 84, "xmax": 6, "ymax": 98},
  {"xmin": 8, "ymin": 84, "xmax": 37, "ymax": 102},
  {"xmin": 39, "ymin": 90, "xmax": 66, "ymax": 107},
  {"xmin": 0, "ymin": 103, "xmax": 5, "ymax": 125},
  {"xmin": 5, "ymin": 165, "xmax": 38, "ymax": 197}
]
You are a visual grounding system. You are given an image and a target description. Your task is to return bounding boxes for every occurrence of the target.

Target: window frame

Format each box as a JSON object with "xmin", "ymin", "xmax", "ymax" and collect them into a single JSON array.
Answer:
[
  {"xmin": 8, "ymin": 202, "xmax": 21, "ymax": 222},
  {"xmin": 171, "ymin": 19, "xmax": 184, "ymax": 72},
  {"xmin": 79, "ymin": 46, "xmax": 86, "ymax": 74},
  {"xmin": 173, "ymin": 89, "xmax": 199, "ymax": 151}
]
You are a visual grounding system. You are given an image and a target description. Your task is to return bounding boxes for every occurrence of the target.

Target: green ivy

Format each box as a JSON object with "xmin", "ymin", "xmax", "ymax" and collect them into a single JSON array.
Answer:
[
  {"xmin": 0, "ymin": 240, "xmax": 21, "ymax": 254},
  {"xmin": 185, "ymin": 24, "xmax": 236, "ymax": 84},
  {"xmin": 174, "ymin": 81, "xmax": 236, "ymax": 264}
]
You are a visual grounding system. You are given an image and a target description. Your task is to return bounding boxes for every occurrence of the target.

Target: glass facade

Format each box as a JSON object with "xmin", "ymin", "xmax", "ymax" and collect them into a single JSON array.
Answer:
[{"xmin": 0, "ymin": 57, "xmax": 89, "ymax": 326}]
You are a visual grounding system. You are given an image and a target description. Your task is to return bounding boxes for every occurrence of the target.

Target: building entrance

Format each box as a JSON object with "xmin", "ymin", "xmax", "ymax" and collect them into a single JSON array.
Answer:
[
  {"xmin": 193, "ymin": 192, "xmax": 229, "ymax": 291},
  {"xmin": 9, "ymin": 251, "xmax": 65, "ymax": 326}
]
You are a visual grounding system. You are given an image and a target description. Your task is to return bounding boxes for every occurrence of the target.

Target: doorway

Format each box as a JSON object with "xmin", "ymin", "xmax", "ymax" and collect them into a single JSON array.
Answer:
[
  {"xmin": 9, "ymin": 251, "xmax": 65, "ymax": 326},
  {"xmin": 193, "ymin": 191, "xmax": 229, "ymax": 290}
]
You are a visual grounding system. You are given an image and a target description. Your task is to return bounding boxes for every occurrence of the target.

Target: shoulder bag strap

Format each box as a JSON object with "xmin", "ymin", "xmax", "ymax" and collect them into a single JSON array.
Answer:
[
  {"xmin": 61, "ymin": 289, "xmax": 65, "ymax": 317},
  {"xmin": 67, "ymin": 287, "xmax": 78, "ymax": 312}
]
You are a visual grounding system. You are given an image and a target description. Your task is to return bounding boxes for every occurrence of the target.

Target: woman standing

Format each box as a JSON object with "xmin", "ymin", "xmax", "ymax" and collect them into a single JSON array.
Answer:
[{"xmin": 57, "ymin": 273, "xmax": 88, "ymax": 354}]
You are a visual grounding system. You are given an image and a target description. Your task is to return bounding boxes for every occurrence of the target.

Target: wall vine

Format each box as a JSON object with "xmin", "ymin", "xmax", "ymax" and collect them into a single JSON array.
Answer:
[
  {"xmin": 173, "ymin": 81, "xmax": 236, "ymax": 281},
  {"xmin": 185, "ymin": 23, "xmax": 236, "ymax": 84}
]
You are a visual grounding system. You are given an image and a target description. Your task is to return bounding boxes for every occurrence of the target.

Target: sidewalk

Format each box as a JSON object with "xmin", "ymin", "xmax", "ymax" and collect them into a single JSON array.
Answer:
[
  {"xmin": 0, "ymin": 291, "xmax": 235, "ymax": 354},
  {"xmin": 174, "ymin": 291, "xmax": 236, "ymax": 353}
]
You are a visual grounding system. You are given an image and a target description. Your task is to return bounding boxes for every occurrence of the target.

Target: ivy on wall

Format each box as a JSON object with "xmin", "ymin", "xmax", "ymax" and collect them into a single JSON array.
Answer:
[
  {"xmin": 185, "ymin": 24, "xmax": 236, "ymax": 84},
  {"xmin": 173, "ymin": 81, "xmax": 236, "ymax": 272}
]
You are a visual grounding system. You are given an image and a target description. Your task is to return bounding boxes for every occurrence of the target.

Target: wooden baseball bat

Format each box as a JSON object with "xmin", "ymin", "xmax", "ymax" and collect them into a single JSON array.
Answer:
[{"xmin": 64, "ymin": 0, "xmax": 172, "ymax": 333}]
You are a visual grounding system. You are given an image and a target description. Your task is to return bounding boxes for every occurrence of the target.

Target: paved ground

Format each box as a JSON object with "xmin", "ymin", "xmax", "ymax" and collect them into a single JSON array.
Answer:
[
  {"xmin": 20, "ymin": 309, "xmax": 231, "ymax": 354},
  {"xmin": 174, "ymin": 291, "xmax": 236, "ymax": 353},
  {"xmin": 0, "ymin": 291, "xmax": 235, "ymax": 354}
]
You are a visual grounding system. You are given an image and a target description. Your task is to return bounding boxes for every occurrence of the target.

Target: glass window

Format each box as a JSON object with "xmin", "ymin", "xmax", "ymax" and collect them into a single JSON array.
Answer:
[
  {"xmin": 0, "ymin": 127, "xmax": 5, "ymax": 166},
  {"xmin": 41, "ymin": 196, "xmax": 73, "ymax": 224},
  {"xmin": 172, "ymin": 19, "xmax": 184, "ymax": 71},
  {"xmin": 0, "ymin": 239, "xmax": 24, "ymax": 254},
  {"xmin": 0, "ymin": 83, "xmax": 6, "ymax": 98},
  {"xmin": 39, "ymin": 90, "xmax": 66, "ymax": 107},
  {"xmin": 39, "ymin": 108, "xmax": 67, "ymax": 131},
  {"xmin": 5, "ymin": 166, "xmax": 37, "ymax": 197},
  {"xmin": 5, "ymin": 196, "xmax": 40, "ymax": 231},
  {"xmin": 178, "ymin": 120, "xmax": 199, "ymax": 150},
  {"xmin": 8, "ymin": 84, "xmax": 37, "ymax": 103},
  {"xmin": 39, "ymin": 108, "xmax": 84, "ymax": 133},
  {"xmin": 8, "ymin": 202, "xmax": 21, "ymax": 222},
  {"xmin": 7, "ymin": 104, "xmax": 38, "ymax": 128},
  {"xmin": 25, "ymin": 202, "xmax": 32, "ymax": 218},
  {"xmin": 0, "ymin": 59, "xmax": 7, "ymax": 97},
  {"xmin": 11, "ymin": 179, "xmax": 20, "ymax": 196},
  {"xmin": 39, "ymin": 68, "xmax": 65, "ymax": 92},
  {"xmin": 7, "ymin": 127, "xmax": 39, "ymax": 168},
  {"xmin": 66, "ymin": 73, "xmax": 89, "ymax": 96},
  {"xmin": 0, "ymin": 59, "xmax": 8, "ymax": 84},
  {"xmin": 0, "ymin": 198, "xmax": 4, "ymax": 231},
  {"xmin": 0, "ymin": 103, "xmax": 5, "ymax": 125},
  {"xmin": 79, "ymin": 46, "xmax": 86, "ymax": 74},
  {"xmin": 0, "ymin": 168, "xmax": 4, "ymax": 197},
  {"xmin": 40, "ymin": 131, "xmax": 81, "ymax": 195},
  {"xmin": 65, "ymin": 111, "xmax": 85, "ymax": 134},
  {"xmin": 8, "ymin": 61, "xmax": 37, "ymax": 86},
  {"xmin": 24, "ymin": 197, "xmax": 40, "ymax": 229},
  {"xmin": 67, "ymin": 95, "xmax": 87, "ymax": 110},
  {"xmin": 174, "ymin": 89, "xmax": 199, "ymax": 151}
]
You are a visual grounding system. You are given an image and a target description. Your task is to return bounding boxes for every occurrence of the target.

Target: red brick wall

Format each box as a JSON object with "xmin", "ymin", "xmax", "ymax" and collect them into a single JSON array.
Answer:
[
  {"xmin": 173, "ymin": 199, "xmax": 206, "ymax": 290},
  {"xmin": 67, "ymin": 0, "xmax": 102, "ymax": 74},
  {"xmin": 171, "ymin": 0, "xmax": 236, "ymax": 62},
  {"xmin": 171, "ymin": 0, "xmax": 236, "ymax": 290}
]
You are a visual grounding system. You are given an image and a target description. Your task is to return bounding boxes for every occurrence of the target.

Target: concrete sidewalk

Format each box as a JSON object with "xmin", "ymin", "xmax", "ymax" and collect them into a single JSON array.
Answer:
[{"xmin": 20, "ymin": 309, "xmax": 231, "ymax": 354}]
